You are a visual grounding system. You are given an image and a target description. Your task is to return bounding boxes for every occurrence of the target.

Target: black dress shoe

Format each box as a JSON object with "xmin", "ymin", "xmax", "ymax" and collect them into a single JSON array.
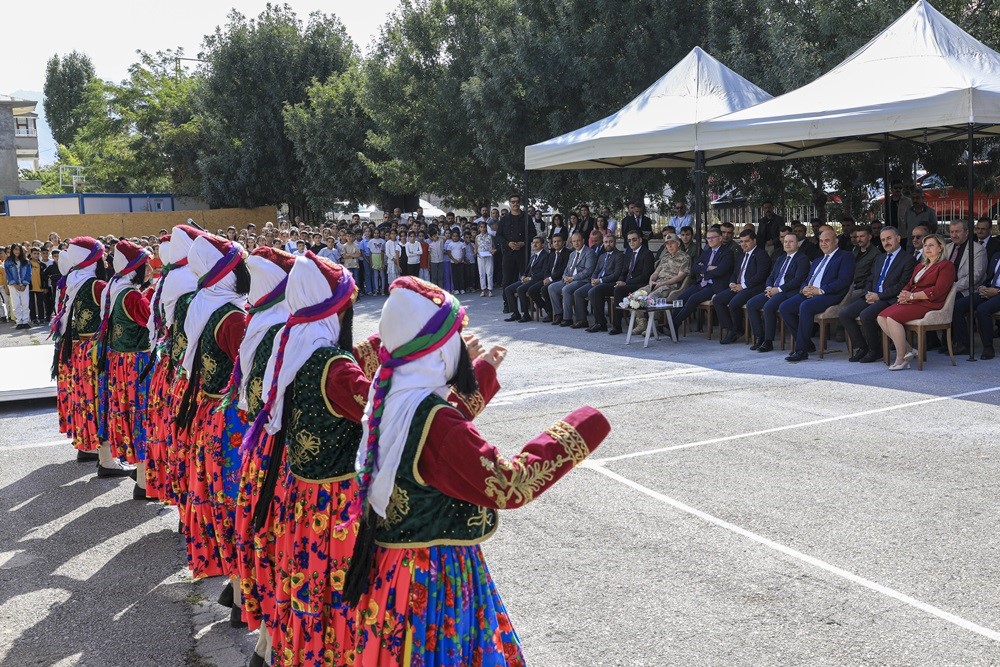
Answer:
[
  {"xmin": 859, "ymin": 351, "xmax": 882, "ymax": 363},
  {"xmin": 749, "ymin": 338, "xmax": 762, "ymax": 351},
  {"xmin": 785, "ymin": 351, "xmax": 809, "ymax": 362},
  {"xmin": 517, "ymin": 315, "xmax": 532, "ymax": 323},
  {"xmin": 806, "ymin": 341, "xmax": 817, "ymax": 353},
  {"xmin": 229, "ymin": 605, "xmax": 247, "ymax": 629},
  {"xmin": 559, "ymin": 319, "xmax": 572, "ymax": 327},
  {"xmin": 719, "ymin": 332, "xmax": 739, "ymax": 345},
  {"xmin": 541, "ymin": 315, "xmax": 552, "ymax": 323},
  {"xmin": 96, "ymin": 463, "xmax": 135, "ymax": 478},
  {"xmin": 218, "ymin": 581, "xmax": 234, "ymax": 608},
  {"xmin": 981, "ymin": 347, "xmax": 995, "ymax": 360},
  {"xmin": 551, "ymin": 317, "xmax": 562, "ymax": 326},
  {"xmin": 608, "ymin": 328, "xmax": 622, "ymax": 335},
  {"xmin": 76, "ymin": 450, "xmax": 99, "ymax": 463},
  {"xmin": 848, "ymin": 347, "xmax": 869, "ymax": 362},
  {"xmin": 757, "ymin": 341, "xmax": 774, "ymax": 353},
  {"xmin": 503, "ymin": 315, "xmax": 520, "ymax": 322},
  {"xmin": 586, "ymin": 324, "xmax": 607, "ymax": 333},
  {"xmin": 571, "ymin": 321, "xmax": 588, "ymax": 329},
  {"xmin": 248, "ymin": 654, "xmax": 265, "ymax": 667}
]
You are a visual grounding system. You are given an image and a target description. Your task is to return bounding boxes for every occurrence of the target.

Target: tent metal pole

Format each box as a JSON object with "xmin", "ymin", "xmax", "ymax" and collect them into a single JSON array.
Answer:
[
  {"xmin": 524, "ymin": 172, "xmax": 532, "ymax": 264},
  {"xmin": 694, "ymin": 150, "xmax": 704, "ymax": 247},
  {"xmin": 966, "ymin": 123, "xmax": 976, "ymax": 361},
  {"xmin": 882, "ymin": 140, "xmax": 891, "ymax": 228}
]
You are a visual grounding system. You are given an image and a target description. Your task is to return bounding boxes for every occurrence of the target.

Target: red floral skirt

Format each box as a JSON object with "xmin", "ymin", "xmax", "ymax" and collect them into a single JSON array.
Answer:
[
  {"xmin": 166, "ymin": 375, "xmax": 190, "ymax": 506},
  {"xmin": 235, "ymin": 431, "xmax": 291, "ymax": 632},
  {"xmin": 144, "ymin": 358, "xmax": 173, "ymax": 502},
  {"xmin": 69, "ymin": 339, "xmax": 101, "ymax": 452},
  {"xmin": 271, "ymin": 476, "xmax": 359, "ymax": 667},
  {"xmin": 104, "ymin": 350, "xmax": 152, "ymax": 464}
]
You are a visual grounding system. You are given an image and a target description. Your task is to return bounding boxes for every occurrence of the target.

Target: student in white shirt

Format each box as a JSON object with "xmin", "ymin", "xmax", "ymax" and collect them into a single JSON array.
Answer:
[
  {"xmin": 475, "ymin": 221, "xmax": 495, "ymax": 296},
  {"xmin": 384, "ymin": 230, "xmax": 402, "ymax": 283},
  {"xmin": 404, "ymin": 231, "xmax": 423, "ymax": 277},
  {"xmin": 444, "ymin": 229, "xmax": 466, "ymax": 293}
]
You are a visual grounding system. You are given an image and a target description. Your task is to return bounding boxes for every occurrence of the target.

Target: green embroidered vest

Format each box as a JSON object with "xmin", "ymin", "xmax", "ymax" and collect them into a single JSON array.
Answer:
[
  {"xmin": 245, "ymin": 323, "xmax": 282, "ymax": 419},
  {"xmin": 70, "ymin": 278, "xmax": 101, "ymax": 338},
  {"xmin": 374, "ymin": 395, "xmax": 498, "ymax": 548},
  {"xmin": 285, "ymin": 347, "xmax": 364, "ymax": 483},
  {"xmin": 198, "ymin": 304, "xmax": 243, "ymax": 396},
  {"xmin": 109, "ymin": 288, "xmax": 151, "ymax": 353},
  {"xmin": 169, "ymin": 292, "xmax": 196, "ymax": 368}
]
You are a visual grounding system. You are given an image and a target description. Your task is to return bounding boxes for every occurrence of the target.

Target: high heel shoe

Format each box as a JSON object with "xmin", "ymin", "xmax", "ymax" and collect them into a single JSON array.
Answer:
[
  {"xmin": 902, "ymin": 347, "xmax": 917, "ymax": 362},
  {"xmin": 888, "ymin": 360, "xmax": 910, "ymax": 371}
]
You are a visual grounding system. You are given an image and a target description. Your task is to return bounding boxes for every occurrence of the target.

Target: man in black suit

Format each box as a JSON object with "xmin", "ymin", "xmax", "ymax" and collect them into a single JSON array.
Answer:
[
  {"xmin": 953, "ymin": 248, "xmax": 1000, "ymax": 360},
  {"xmin": 756, "ymin": 200, "xmax": 785, "ymax": 257},
  {"xmin": 974, "ymin": 217, "xmax": 1000, "ymax": 259},
  {"xmin": 575, "ymin": 234, "xmax": 623, "ymax": 330},
  {"xmin": 794, "ymin": 223, "xmax": 823, "ymax": 261},
  {"xmin": 504, "ymin": 236, "xmax": 549, "ymax": 323},
  {"xmin": 496, "ymin": 194, "xmax": 528, "ymax": 312},
  {"xmin": 620, "ymin": 202, "xmax": 653, "ymax": 246},
  {"xmin": 529, "ymin": 234, "xmax": 569, "ymax": 321},
  {"xmin": 746, "ymin": 233, "xmax": 811, "ymax": 352},
  {"xmin": 603, "ymin": 230, "xmax": 655, "ymax": 334},
  {"xmin": 714, "ymin": 229, "xmax": 772, "ymax": 344},
  {"xmin": 669, "ymin": 228, "xmax": 735, "ymax": 331},
  {"xmin": 839, "ymin": 227, "xmax": 916, "ymax": 362}
]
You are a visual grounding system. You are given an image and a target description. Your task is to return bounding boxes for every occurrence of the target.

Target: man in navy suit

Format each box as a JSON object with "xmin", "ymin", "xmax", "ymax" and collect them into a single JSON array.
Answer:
[
  {"xmin": 779, "ymin": 229, "xmax": 856, "ymax": 362},
  {"xmin": 839, "ymin": 227, "xmax": 916, "ymax": 363},
  {"xmin": 746, "ymin": 232, "xmax": 810, "ymax": 352},
  {"xmin": 594, "ymin": 230, "xmax": 654, "ymax": 334},
  {"xmin": 529, "ymin": 234, "xmax": 569, "ymax": 321},
  {"xmin": 669, "ymin": 227, "xmax": 735, "ymax": 332},
  {"xmin": 953, "ymin": 249, "xmax": 1000, "ymax": 360},
  {"xmin": 504, "ymin": 236, "xmax": 549, "ymax": 322},
  {"xmin": 574, "ymin": 234, "xmax": 623, "ymax": 329},
  {"xmin": 974, "ymin": 217, "xmax": 1000, "ymax": 259},
  {"xmin": 714, "ymin": 229, "xmax": 772, "ymax": 344}
]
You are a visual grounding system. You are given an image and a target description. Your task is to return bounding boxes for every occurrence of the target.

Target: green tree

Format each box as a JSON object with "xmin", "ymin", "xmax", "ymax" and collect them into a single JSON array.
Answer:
[
  {"xmin": 196, "ymin": 4, "xmax": 357, "ymax": 209},
  {"xmin": 42, "ymin": 51, "xmax": 97, "ymax": 146},
  {"xmin": 283, "ymin": 65, "xmax": 379, "ymax": 215}
]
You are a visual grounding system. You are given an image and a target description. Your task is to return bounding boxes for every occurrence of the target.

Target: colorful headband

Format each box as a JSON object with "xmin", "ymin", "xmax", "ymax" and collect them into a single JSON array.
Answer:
[{"xmin": 198, "ymin": 245, "xmax": 242, "ymax": 289}]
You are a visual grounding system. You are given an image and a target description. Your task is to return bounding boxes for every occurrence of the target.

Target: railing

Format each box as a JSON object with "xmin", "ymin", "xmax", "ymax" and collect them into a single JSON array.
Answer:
[
  {"xmin": 14, "ymin": 128, "xmax": 37, "ymax": 137},
  {"xmin": 709, "ymin": 201, "xmax": 1000, "ymax": 229}
]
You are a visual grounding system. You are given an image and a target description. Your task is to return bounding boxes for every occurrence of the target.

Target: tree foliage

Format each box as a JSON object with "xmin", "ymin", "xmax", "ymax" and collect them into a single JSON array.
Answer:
[
  {"xmin": 195, "ymin": 4, "xmax": 357, "ymax": 209},
  {"xmin": 42, "ymin": 51, "xmax": 97, "ymax": 146}
]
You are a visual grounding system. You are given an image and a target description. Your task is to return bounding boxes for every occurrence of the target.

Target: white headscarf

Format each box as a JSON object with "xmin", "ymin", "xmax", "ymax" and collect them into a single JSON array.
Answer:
[
  {"xmin": 52, "ymin": 240, "xmax": 102, "ymax": 339},
  {"xmin": 150, "ymin": 226, "xmax": 201, "ymax": 342},
  {"xmin": 357, "ymin": 284, "xmax": 462, "ymax": 518},
  {"xmin": 260, "ymin": 255, "xmax": 349, "ymax": 435},
  {"xmin": 181, "ymin": 236, "xmax": 247, "ymax": 376},
  {"xmin": 98, "ymin": 242, "xmax": 148, "ymax": 326},
  {"xmin": 237, "ymin": 253, "xmax": 292, "ymax": 412}
]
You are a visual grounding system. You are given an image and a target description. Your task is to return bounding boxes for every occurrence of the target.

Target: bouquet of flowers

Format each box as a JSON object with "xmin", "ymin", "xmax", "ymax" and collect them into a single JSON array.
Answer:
[{"xmin": 619, "ymin": 289, "xmax": 649, "ymax": 310}]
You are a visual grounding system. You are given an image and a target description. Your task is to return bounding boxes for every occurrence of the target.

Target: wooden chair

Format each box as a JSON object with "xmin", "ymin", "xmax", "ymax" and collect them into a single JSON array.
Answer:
[
  {"xmin": 903, "ymin": 285, "xmax": 959, "ymax": 370},
  {"xmin": 682, "ymin": 300, "xmax": 715, "ymax": 339},
  {"xmin": 814, "ymin": 291, "xmax": 854, "ymax": 359}
]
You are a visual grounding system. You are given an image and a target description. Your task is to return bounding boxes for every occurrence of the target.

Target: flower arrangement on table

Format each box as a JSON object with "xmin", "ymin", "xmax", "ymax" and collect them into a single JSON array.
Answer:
[{"xmin": 619, "ymin": 289, "xmax": 649, "ymax": 310}]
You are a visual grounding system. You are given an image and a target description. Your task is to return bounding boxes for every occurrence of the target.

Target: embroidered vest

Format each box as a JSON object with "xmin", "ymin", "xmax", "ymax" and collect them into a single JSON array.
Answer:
[
  {"xmin": 374, "ymin": 395, "xmax": 498, "ymax": 548},
  {"xmin": 70, "ymin": 278, "xmax": 101, "ymax": 338},
  {"xmin": 245, "ymin": 323, "xmax": 282, "ymax": 419},
  {"xmin": 109, "ymin": 288, "xmax": 150, "ymax": 353},
  {"xmin": 198, "ymin": 304, "xmax": 242, "ymax": 397},
  {"xmin": 285, "ymin": 347, "xmax": 364, "ymax": 483},
  {"xmin": 169, "ymin": 292, "xmax": 196, "ymax": 369}
]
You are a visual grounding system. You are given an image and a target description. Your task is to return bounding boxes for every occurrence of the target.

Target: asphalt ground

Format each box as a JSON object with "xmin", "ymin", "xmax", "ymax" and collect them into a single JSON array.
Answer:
[{"xmin": 1, "ymin": 291, "xmax": 998, "ymax": 666}]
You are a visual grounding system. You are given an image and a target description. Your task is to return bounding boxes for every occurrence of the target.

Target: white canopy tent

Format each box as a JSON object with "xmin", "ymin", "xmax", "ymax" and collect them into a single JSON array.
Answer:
[{"xmin": 524, "ymin": 47, "xmax": 773, "ymax": 170}]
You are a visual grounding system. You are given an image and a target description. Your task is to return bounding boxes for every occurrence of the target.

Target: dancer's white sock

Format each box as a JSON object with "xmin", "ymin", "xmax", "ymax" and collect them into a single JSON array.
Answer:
[
  {"xmin": 231, "ymin": 576, "xmax": 243, "ymax": 608},
  {"xmin": 97, "ymin": 442, "xmax": 115, "ymax": 467},
  {"xmin": 253, "ymin": 627, "xmax": 268, "ymax": 658},
  {"xmin": 135, "ymin": 461, "xmax": 147, "ymax": 489}
]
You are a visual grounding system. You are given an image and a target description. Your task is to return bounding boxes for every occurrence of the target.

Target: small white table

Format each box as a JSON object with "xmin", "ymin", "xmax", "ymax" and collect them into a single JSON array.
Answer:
[{"xmin": 624, "ymin": 306, "xmax": 679, "ymax": 348}]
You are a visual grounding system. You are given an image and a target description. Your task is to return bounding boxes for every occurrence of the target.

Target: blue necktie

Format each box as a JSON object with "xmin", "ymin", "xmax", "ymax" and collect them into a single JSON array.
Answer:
[
  {"xmin": 775, "ymin": 256, "xmax": 790, "ymax": 287},
  {"xmin": 875, "ymin": 252, "xmax": 894, "ymax": 292},
  {"xmin": 810, "ymin": 255, "xmax": 830, "ymax": 287}
]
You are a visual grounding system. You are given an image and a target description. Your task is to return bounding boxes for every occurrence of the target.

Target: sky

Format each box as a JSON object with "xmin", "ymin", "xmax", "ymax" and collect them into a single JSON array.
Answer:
[{"xmin": 0, "ymin": 0, "xmax": 401, "ymax": 94}]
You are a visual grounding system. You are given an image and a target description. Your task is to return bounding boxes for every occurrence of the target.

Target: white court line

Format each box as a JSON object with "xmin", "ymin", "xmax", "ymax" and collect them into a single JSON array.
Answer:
[
  {"xmin": 585, "ymin": 462, "xmax": 1000, "ymax": 643},
  {"xmin": 491, "ymin": 367, "xmax": 710, "ymax": 405},
  {"xmin": 0, "ymin": 438, "xmax": 72, "ymax": 451},
  {"xmin": 595, "ymin": 385, "xmax": 1000, "ymax": 463}
]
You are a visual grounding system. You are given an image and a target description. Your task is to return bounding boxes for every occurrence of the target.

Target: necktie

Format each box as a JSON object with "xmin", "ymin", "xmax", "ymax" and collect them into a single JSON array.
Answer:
[
  {"xmin": 776, "ymin": 256, "xmax": 790, "ymax": 287},
  {"xmin": 628, "ymin": 251, "xmax": 637, "ymax": 279},
  {"xmin": 876, "ymin": 252, "xmax": 894, "ymax": 292},
  {"xmin": 950, "ymin": 244, "xmax": 960, "ymax": 265},
  {"xmin": 569, "ymin": 252, "xmax": 579, "ymax": 275},
  {"xmin": 739, "ymin": 252, "xmax": 750, "ymax": 285},
  {"xmin": 598, "ymin": 254, "xmax": 608, "ymax": 279},
  {"xmin": 993, "ymin": 258, "xmax": 1000, "ymax": 287},
  {"xmin": 810, "ymin": 255, "xmax": 830, "ymax": 287},
  {"xmin": 701, "ymin": 249, "xmax": 717, "ymax": 287}
]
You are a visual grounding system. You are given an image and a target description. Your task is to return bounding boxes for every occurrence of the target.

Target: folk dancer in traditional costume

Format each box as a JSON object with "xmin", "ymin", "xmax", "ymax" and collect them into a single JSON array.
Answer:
[
  {"xmin": 175, "ymin": 235, "xmax": 249, "ymax": 582},
  {"xmin": 346, "ymin": 276, "xmax": 611, "ymax": 667},
  {"xmin": 145, "ymin": 225, "xmax": 203, "ymax": 504},
  {"xmin": 50, "ymin": 237, "xmax": 106, "ymax": 464},
  {"xmin": 97, "ymin": 240, "xmax": 154, "ymax": 496}
]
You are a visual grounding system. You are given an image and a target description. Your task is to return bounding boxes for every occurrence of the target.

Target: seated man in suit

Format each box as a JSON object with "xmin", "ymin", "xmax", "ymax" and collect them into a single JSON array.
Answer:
[
  {"xmin": 839, "ymin": 226, "xmax": 916, "ymax": 362},
  {"xmin": 668, "ymin": 228, "xmax": 735, "ymax": 333},
  {"xmin": 943, "ymin": 219, "xmax": 987, "ymax": 355},
  {"xmin": 953, "ymin": 249, "xmax": 1000, "ymax": 360},
  {"xmin": 974, "ymin": 217, "xmax": 1000, "ymax": 259},
  {"xmin": 504, "ymin": 236, "xmax": 549, "ymax": 323},
  {"xmin": 746, "ymin": 233, "xmax": 810, "ymax": 352},
  {"xmin": 574, "ymin": 233, "xmax": 623, "ymax": 329},
  {"xmin": 714, "ymin": 229, "xmax": 771, "ymax": 344},
  {"xmin": 778, "ymin": 229, "xmax": 856, "ymax": 362},
  {"xmin": 530, "ymin": 234, "xmax": 570, "ymax": 321},
  {"xmin": 603, "ymin": 230, "xmax": 655, "ymax": 335},
  {"xmin": 546, "ymin": 232, "xmax": 596, "ymax": 326}
]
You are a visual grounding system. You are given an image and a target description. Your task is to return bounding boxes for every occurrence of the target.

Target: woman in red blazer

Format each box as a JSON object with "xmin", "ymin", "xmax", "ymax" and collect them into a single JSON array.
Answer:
[{"xmin": 878, "ymin": 234, "xmax": 956, "ymax": 370}]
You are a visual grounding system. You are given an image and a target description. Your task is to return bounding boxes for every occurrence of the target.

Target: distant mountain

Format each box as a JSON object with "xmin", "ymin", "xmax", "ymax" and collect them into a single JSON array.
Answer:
[{"xmin": 11, "ymin": 90, "xmax": 57, "ymax": 166}]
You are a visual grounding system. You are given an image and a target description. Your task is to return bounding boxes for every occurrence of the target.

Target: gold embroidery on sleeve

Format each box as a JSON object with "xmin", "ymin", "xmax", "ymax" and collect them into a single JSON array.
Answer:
[
  {"xmin": 545, "ymin": 420, "xmax": 590, "ymax": 464},
  {"xmin": 459, "ymin": 390, "xmax": 485, "ymax": 418}
]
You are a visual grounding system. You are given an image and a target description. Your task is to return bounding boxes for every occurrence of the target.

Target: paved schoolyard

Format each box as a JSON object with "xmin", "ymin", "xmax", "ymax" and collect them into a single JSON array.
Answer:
[{"xmin": 0, "ymin": 292, "xmax": 997, "ymax": 666}]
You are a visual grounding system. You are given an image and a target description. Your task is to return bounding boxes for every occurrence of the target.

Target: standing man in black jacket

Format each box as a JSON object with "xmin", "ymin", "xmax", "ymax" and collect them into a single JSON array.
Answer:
[
  {"xmin": 497, "ymin": 194, "xmax": 528, "ymax": 313},
  {"xmin": 620, "ymin": 202, "xmax": 653, "ymax": 247}
]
